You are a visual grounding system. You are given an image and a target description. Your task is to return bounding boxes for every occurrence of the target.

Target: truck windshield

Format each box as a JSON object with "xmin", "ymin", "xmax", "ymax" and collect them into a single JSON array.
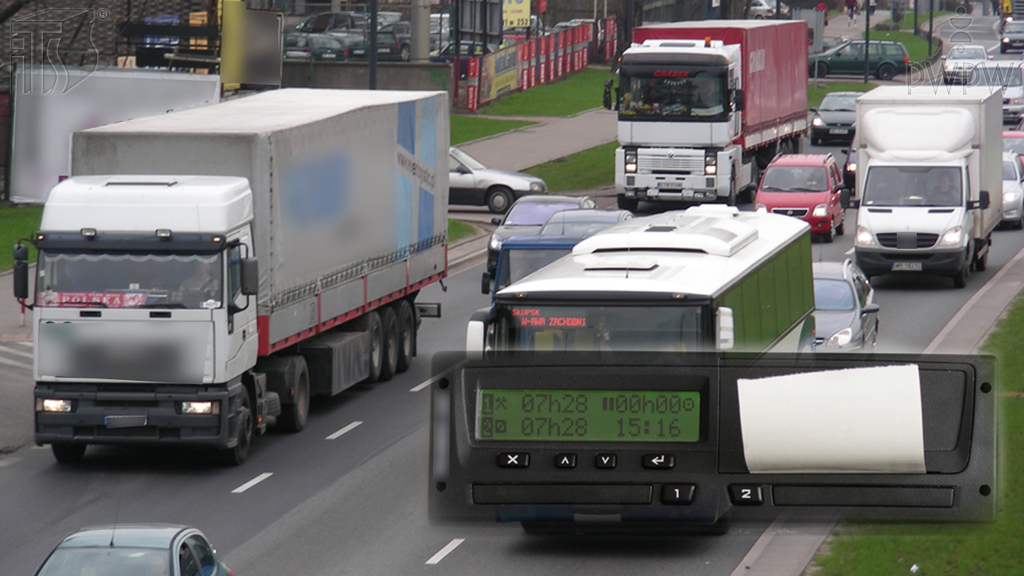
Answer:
[
  {"xmin": 620, "ymin": 71, "xmax": 728, "ymax": 119},
  {"xmin": 36, "ymin": 252, "xmax": 223, "ymax": 309},
  {"xmin": 495, "ymin": 248, "xmax": 572, "ymax": 293},
  {"xmin": 863, "ymin": 166, "xmax": 963, "ymax": 208},
  {"xmin": 496, "ymin": 305, "xmax": 708, "ymax": 352}
]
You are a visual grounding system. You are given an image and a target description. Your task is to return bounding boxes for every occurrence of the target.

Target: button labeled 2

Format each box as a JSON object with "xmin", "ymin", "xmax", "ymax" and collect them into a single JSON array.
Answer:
[{"xmin": 729, "ymin": 484, "xmax": 763, "ymax": 505}]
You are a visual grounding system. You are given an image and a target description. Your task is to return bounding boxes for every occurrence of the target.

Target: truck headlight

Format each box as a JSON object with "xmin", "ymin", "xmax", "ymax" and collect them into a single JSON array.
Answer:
[
  {"xmin": 940, "ymin": 226, "xmax": 964, "ymax": 247},
  {"xmin": 36, "ymin": 398, "xmax": 73, "ymax": 413},
  {"xmin": 489, "ymin": 235, "xmax": 503, "ymax": 251},
  {"xmin": 625, "ymin": 150, "xmax": 638, "ymax": 174},
  {"xmin": 812, "ymin": 204, "xmax": 829, "ymax": 217},
  {"xmin": 827, "ymin": 328, "xmax": 853, "ymax": 347},
  {"xmin": 812, "ymin": 116, "xmax": 824, "ymax": 127},
  {"xmin": 854, "ymin": 225, "xmax": 876, "ymax": 247},
  {"xmin": 847, "ymin": 162, "xmax": 856, "ymax": 172},
  {"xmin": 181, "ymin": 401, "xmax": 219, "ymax": 415}
]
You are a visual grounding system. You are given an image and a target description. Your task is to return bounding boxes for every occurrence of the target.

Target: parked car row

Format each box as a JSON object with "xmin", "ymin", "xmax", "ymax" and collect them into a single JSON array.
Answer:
[{"xmin": 283, "ymin": 30, "xmax": 403, "ymax": 62}]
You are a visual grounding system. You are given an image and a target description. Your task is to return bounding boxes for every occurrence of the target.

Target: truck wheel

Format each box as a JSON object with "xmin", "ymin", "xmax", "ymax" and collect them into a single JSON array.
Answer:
[
  {"xmin": 487, "ymin": 187, "xmax": 514, "ymax": 214},
  {"xmin": 277, "ymin": 356, "xmax": 309, "ymax": 433},
  {"xmin": 379, "ymin": 306, "xmax": 400, "ymax": 381},
  {"xmin": 975, "ymin": 247, "xmax": 989, "ymax": 272},
  {"xmin": 221, "ymin": 388, "xmax": 253, "ymax": 466},
  {"xmin": 52, "ymin": 443, "xmax": 86, "ymax": 463},
  {"xmin": 876, "ymin": 64, "xmax": 896, "ymax": 81},
  {"xmin": 953, "ymin": 261, "xmax": 969, "ymax": 288},
  {"xmin": 395, "ymin": 300, "xmax": 415, "ymax": 373},
  {"xmin": 366, "ymin": 310, "xmax": 384, "ymax": 383},
  {"xmin": 617, "ymin": 194, "xmax": 639, "ymax": 211}
]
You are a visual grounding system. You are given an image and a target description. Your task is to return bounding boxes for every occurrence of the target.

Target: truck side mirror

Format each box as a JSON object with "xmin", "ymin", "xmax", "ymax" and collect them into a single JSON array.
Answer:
[
  {"xmin": 13, "ymin": 260, "xmax": 30, "ymax": 301},
  {"xmin": 481, "ymin": 272, "xmax": 491, "ymax": 295},
  {"xmin": 734, "ymin": 89, "xmax": 745, "ymax": 112},
  {"xmin": 13, "ymin": 243, "xmax": 29, "ymax": 262},
  {"xmin": 603, "ymin": 79, "xmax": 613, "ymax": 110},
  {"xmin": 240, "ymin": 258, "xmax": 259, "ymax": 296},
  {"xmin": 970, "ymin": 190, "xmax": 990, "ymax": 210}
]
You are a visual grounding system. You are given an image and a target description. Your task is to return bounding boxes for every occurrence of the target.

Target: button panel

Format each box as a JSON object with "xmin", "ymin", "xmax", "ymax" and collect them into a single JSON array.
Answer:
[{"xmin": 595, "ymin": 453, "xmax": 617, "ymax": 469}]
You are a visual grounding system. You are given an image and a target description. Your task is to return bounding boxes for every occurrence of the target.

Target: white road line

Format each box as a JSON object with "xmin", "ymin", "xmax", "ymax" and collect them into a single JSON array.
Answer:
[
  {"xmin": 425, "ymin": 538, "xmax": 465, "ymax": 565},
  {"xmin": 231, "ymin": 472, "xmax": 273, "ymax": 494},
  {"xmin": 326, "ymin": 421, "xmax": 362, "ymax": 440},
  {"xmin": 845, "ymin": 247, "xmax": 855, "ymax": 256},
  {"xmin": 0, "ymin": 355, "xmax": 31, "ymax": 370},
  {"xmin": 0, "ymin": 345, "xmax": 33, "ymax": 359}
]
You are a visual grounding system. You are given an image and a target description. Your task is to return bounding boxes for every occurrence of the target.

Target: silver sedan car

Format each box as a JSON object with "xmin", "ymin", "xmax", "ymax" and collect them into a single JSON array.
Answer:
[
  {"xmin": 1002, "ymin": 152, "xmax": 1024, "ymax": 229},
  {"xmin": 449, "ymin": 146, "xmax": 548, "ymax": 213}
]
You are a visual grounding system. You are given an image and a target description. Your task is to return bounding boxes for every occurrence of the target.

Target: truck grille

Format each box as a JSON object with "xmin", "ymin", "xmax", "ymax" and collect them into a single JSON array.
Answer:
[
  {"xmin": 876, "ymin": 233, "xmax": 939, "ymax": 249},
  {"xmin": 639, "ymin": 155, "xmax": 704, "ymax": 174},
  {"xmin": 771, "ymin": 207, "xmax": 809, "ymax": 217}
]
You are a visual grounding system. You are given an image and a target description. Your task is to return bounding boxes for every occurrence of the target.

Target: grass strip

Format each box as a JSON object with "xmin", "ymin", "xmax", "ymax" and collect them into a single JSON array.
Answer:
[
  {"xmin": 523, "ymin": 141, "xmax": 618, "ymax": 192},
  {"xmin": 0, "ymin": 204, "xmax": 43, "ymax": 272},
  {"xmin": 448, "ymin": 219, "xmax": 477, "ymax": 243},
  {"xmin": 481, "ymin": 67, "xmax": 616, "ymax": 118},
  {"xmin": 451, "ymin": 115, "xmax": 536, "ymax": 145},
  {"xmin": 809, "ymin": 295, "xmax": 1024, "ymax": 575},
  {"xmin": 862, "ymin": 29, "xmax": 935, "ymax": 62}
]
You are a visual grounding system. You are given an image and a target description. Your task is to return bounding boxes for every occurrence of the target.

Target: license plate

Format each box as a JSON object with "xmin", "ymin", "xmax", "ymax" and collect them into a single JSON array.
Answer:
[
  {"xmin": 892, "ymin": 262, "xmax": 923, "ymax": 272},
  {"xmin": 829, "ymin": 128, "xmax": 849, "ymax": 135},
  {"xmin": 659, "ymin": 182, "xmax": 683, "ymax": 190},
  {"xmin": 105, "ymin": 415, "xmax": 148, "ymax": 428}
]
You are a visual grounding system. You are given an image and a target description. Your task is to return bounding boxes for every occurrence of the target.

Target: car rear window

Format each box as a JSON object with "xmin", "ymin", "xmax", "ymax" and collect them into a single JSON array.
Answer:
[
  {"xmin": 506, "ymin": 203, "xmax": 580, "ymax": 225},
  {"xmin": 883, "ymin": 44, "xmax": 906, "ymax": 56}
]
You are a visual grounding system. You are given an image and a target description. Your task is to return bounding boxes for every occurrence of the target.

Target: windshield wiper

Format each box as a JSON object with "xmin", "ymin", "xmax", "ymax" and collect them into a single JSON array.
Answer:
[{"xmin": 788, "ymin": 187, "xmax": 826, "ymax": 192}]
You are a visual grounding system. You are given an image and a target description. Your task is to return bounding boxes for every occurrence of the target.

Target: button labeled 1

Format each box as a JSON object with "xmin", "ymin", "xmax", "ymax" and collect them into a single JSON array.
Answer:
[{"xmin": 729, "ymin": 485, "xmax": 763, "ymax": 505}]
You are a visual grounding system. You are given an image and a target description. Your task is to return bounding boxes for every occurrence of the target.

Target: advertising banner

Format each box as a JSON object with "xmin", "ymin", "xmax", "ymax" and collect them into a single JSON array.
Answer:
[
  {"xmin": 480, "ymin": 45, "xmax": 520, "ymax": 103},
  {"xmin": 503, "ymin": 0, "xmax": 531, "ymax": 28}
]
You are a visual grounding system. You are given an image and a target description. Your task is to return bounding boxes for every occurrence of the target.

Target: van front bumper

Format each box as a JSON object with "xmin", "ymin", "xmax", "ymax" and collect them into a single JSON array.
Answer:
[{"xmin": 854, "ymin": 247, "xmax": 966, "ymax": 278}]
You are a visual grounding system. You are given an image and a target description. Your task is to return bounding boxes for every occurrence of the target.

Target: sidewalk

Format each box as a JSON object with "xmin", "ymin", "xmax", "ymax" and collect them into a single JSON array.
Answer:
[{"xmin": 457, "ymin": 108, "xmax": 618, "ymax": 173}]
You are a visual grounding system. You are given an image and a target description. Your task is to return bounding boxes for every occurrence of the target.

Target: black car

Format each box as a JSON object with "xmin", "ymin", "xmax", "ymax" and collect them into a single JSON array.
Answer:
[
  {"xmin": 810, "ymin": 91, "xmax": 862, "ymax": 146},
  {"xmin": 812, "ymin": 260, "xmax": 880, "ymax": 352},
  {"xmin": 290, "ymin": 11, "xmax": 364, "ymax": 34},
  {"xmin": 487, "ymin": 195, "xmax": 597, "ymax": 274},
  {"xmin": 379, "ymin": 21, "xmax": 411, "ymax": 61},
  {"xmin": 329, "ymin": 30, "xmax": 404, "ymax": 61}
]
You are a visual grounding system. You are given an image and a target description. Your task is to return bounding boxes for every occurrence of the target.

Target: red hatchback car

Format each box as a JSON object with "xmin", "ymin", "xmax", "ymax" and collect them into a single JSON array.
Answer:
[{"xmin": 755, "ymin": 154, "xmax": 847, "ymax": 242}]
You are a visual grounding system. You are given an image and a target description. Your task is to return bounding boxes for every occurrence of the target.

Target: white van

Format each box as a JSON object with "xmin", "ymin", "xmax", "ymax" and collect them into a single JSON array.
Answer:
[{"xmin": 970, "ymin": 62, "xmax": 1024, "ymax": 125}]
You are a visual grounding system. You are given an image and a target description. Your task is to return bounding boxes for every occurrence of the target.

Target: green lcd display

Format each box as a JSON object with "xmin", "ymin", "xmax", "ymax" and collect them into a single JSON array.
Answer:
[{"xmin": 476, "ymin": 389, "xmax": 701, "ymax": 442}]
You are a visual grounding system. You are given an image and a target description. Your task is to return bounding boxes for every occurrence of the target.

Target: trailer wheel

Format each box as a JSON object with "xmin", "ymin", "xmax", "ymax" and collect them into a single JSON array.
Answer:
[
  {"xmin": 379, "ymin": 306, "xmax": 400, "ymax": 381},
  {"xmin": 52, "ymin": 443, "xmax": 86, "ymax": 463},
  {"xmin": 277, "ymin": 356, "xmax": 309, "ymax": 432},
  {"xmin": 221, "ymin": 388, "xmax": 253, "ymax": 466},
  {"xmin": 367, "ymin": 310, "xmax": 384, "ymax": 383},
  {"xmin": 395, "ymin": 300, "xmax": 415, "ymax": 373}
]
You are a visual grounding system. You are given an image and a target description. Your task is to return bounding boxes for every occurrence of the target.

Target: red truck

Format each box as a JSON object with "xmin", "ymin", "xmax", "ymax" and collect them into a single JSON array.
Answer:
[{"xmin": 606, "ymin": 20, "xmax": 808, "ymax": 209}]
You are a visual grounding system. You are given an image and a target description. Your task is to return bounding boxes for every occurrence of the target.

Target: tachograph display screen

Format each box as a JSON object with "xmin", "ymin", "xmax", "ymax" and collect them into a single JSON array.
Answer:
[{"xmin": 476, "ymin": 389, "xmax": 701, "ymax": 442}]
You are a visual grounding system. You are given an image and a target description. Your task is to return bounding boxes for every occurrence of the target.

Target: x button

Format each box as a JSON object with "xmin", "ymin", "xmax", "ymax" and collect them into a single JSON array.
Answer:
[{"xmin": 497, "ymin": 452, "xmax": 530, "ymax": 468}]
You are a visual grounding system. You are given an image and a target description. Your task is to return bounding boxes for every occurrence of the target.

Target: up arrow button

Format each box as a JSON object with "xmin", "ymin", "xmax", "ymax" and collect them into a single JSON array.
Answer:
[{"xmin": 643, "ymin": 453, "xmax": 676, "ymax": 469}]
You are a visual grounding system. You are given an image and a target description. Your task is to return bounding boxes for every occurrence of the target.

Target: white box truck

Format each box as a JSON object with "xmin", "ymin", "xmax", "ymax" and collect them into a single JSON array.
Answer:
[
  {"xmin": 12, "ymin": 88, "xmax": 449, "ymax": 464},
  {"xmin": 852, "ymin": 86, "xmax": 1002, "ymax": 288}
]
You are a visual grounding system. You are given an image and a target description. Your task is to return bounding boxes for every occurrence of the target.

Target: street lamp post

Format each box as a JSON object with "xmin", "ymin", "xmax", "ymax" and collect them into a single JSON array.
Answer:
[{"xmin": 864, "ymin": 1, "xmax": 871, "ymax": 83}]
